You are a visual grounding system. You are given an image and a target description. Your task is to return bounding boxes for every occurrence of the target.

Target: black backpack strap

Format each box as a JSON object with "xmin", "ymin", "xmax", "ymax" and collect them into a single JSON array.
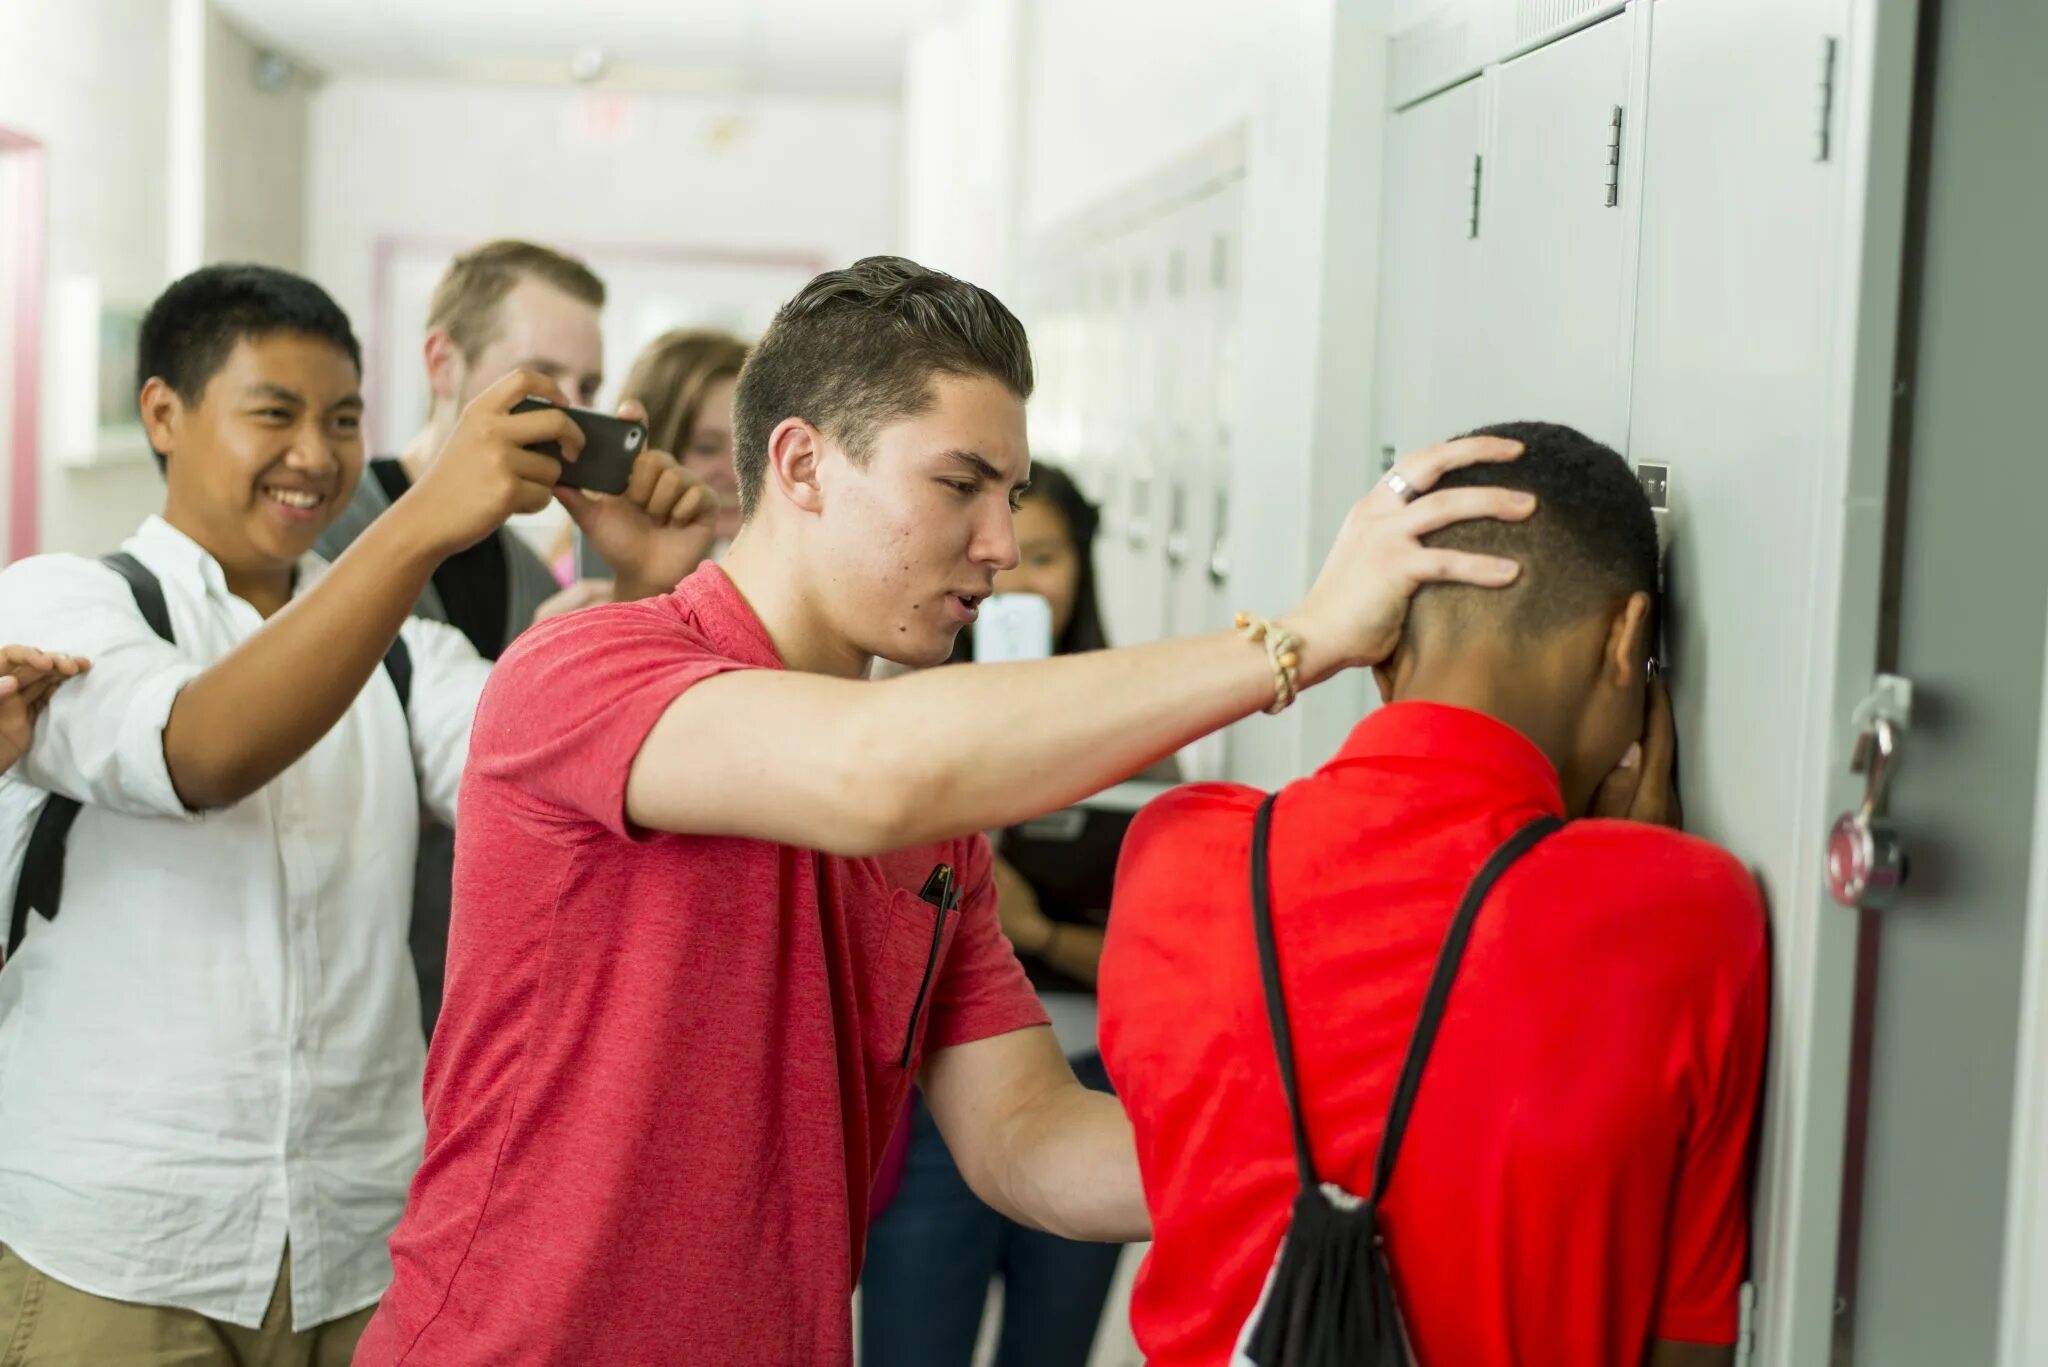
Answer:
[
  {"xmin": 100, "ymin": 551, "xmax": 173, "ymax": 643},
  {"xmin": 8, "ymin": 554, "xmax": 178, "ymax": 961},
  {"xmin": 1249, "ymin": 795, "xmax": 1564, "ymax": 1197},
  {"xmin": 1365, "ymin": 814, "xmax": 1564, "ymax": 1203},
  {"xmin": 382, "ymin": 633, "xmax": 412, "ymax": 716},
  {"xmin": 1251, "ymin": 791, "xmax": 1320, "ymax": 1192},
  {"xmin": 9, "ymin": 798, "xmax": 82, "ymax": 958}
]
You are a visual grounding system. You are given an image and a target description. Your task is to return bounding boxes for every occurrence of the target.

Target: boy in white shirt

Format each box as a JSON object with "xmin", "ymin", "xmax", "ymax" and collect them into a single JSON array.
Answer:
[{"xmin": 0, "ymin": 264, "xmax": 714, "ymax": 1366}]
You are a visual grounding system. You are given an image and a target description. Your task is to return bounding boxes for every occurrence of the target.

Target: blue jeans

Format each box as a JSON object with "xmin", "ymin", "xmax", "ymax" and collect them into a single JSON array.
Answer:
[{"xmin": 860, "ymin": 1051, "xmax": 1125, "ymax": 1367}]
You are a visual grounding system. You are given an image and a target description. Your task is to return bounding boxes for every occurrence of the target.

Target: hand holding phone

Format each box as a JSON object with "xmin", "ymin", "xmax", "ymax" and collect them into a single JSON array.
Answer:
[
  {"xmin": 397, "ymin": 369, "xmax": 584, "ymax": 558},
  {"xmin": 548, "ymin": 397, "xmax": 721, "ymax": 598},
  {"xmin": 511, "ymin": 397, "xmax": 648, "ymax": 496}
]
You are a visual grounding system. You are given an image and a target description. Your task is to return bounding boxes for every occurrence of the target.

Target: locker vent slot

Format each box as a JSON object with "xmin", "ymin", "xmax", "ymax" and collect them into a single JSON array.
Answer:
[
  {"xmin": 1515, "ymin": 0, "xmax": 1617, "ymax": 46},
  {"xmin": 1389, "ymin": 15, "xmax": 1474, "ymax": 110}
]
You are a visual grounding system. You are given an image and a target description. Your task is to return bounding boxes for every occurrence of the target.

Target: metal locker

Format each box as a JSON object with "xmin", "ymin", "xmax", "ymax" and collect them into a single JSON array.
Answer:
[
  {"xmin": 1623, "ymin": 0, "xmax": 1892, "ymax": 1362},
  {"xmin": 1469, "ymin": 9, "xmax": 1636, "ymax": 446},
  {"xmin": 1374, "ymin": 74, "xmax": 1488, "ymax": 463}
]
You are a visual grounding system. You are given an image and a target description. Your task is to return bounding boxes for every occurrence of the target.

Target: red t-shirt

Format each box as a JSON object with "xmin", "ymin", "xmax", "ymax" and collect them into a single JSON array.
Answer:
[
  {"xmin": 354, "ymin": 564, "xmax": 1048, "ymax": 1367},
  {"xmin": 1099, "ymin": 702, "xmax": 1768, "ymax": 1367}
]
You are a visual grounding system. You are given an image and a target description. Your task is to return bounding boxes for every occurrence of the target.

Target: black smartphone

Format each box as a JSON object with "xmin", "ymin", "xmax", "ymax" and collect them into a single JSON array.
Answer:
[{"xmin": 510, "ymin": 397, "xmax": 647, "ymax": 495}]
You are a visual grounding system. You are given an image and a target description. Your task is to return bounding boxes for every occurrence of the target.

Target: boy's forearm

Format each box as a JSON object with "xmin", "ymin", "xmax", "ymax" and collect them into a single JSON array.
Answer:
[
  {"xmin": 990, "ymin": 1084, "xmax": 1149, "ymax": 1243},
  {"xmin": 163, "ymin": 508, "xmax": 443, "ymax": 808},
  {"xmin": 856, "ymin": 625, "xmax": 1325, "ymax": 851}
]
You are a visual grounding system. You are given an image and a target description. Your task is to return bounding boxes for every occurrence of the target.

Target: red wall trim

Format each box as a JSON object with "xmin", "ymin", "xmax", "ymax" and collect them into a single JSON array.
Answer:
[{"xmin": 0, "ymin": 127, "xmax": 45, "ymax": 559}]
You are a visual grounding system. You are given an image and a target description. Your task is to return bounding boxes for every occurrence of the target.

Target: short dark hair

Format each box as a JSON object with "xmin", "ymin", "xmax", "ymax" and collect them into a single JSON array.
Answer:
[
  {"xmin": 1413, "ymin": 421, "xmax": 1659, "ymax": 639},
  {"xmin": 138, "ymin": 264, "xmax": 362, "ymax": 466},
  {"xmin": 731, "ymin": 256, "xmax": 1034, "ymax": 522}
]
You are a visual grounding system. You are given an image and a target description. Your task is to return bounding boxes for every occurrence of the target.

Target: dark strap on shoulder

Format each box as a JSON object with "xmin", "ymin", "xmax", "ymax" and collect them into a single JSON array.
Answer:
[
  {"xmin": 6, "ymin": 557, "xmax": 415, "ymax": 963},
  {"xmin": 100, "ymin": 551, "xmax": 172, "ymax": 643},
  {"xmin": 1250, "ymin": 790, "xmax": 1564, "ymax": 1202},
  {"xmin": 1365, "ymin": 813, "xmax": 1562, "ymax": 1202},
  {"xmin": 7, "ymin": 555, "xmax": 179, "ymax": 960},
  {"xmin": 10, "ymin": 797, "xmax": 82, "ymax": 957},
  {"xmin": 1251, "ymin": 792, "xmax": 1320, "ymax": 1192},
  {"xmin": 383, "ymin": 634, "xmax": 412, "ymax": 715}
]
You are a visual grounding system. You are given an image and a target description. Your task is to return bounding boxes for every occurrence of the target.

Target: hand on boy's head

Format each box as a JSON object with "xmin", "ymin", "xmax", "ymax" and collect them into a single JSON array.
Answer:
[
  {"xmin": 1287, "ymin": 436, "xmax": 1531, "ymax": 681},
  {"xmin": 402, "ymin": 369, "xmax": 584, "ymax": 557},
  {"xmin": 1591, "ymin": 676, "xmax": 1682, "ymax": 828}
]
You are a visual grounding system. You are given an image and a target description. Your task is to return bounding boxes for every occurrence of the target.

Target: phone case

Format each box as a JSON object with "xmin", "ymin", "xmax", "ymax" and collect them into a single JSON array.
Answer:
[{"xmin": 510, "ymin": 397, "xmax": 647, "ymax": 495}]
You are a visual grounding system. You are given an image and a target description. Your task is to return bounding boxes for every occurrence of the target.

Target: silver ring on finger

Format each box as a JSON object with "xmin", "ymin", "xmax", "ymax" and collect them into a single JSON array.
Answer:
[{"xmin": 1381, "ymin": 470, "xmax": 1419, "ymax": 504}]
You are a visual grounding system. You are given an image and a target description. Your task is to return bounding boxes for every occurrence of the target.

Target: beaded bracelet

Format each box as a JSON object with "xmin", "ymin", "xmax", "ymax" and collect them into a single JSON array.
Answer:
[{"xmin": 1234, "ymin": 612, "xmax": 1303, "ymax": 716}]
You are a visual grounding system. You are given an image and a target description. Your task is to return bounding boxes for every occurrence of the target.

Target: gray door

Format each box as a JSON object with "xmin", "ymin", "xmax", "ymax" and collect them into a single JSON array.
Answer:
[{"xmin": 1842, "ymin": 0, "xmax": 2048, "ymax": 1361}]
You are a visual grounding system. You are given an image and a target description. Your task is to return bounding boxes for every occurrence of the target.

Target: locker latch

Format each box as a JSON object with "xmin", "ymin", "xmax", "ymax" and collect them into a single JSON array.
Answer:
[{"xmin": 1828, "ymin": 675, "xmax": 1914, "ymax": 909}]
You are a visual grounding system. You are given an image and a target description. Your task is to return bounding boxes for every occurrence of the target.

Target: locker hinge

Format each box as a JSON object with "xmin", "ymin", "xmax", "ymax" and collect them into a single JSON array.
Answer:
[
  {"xmin": 1735, "ymin": 1281, "xmax": 1758, "ymax": 1367},
  {"xmin": 1605, "ymin": 105, "xmax": 1625, "ymax": 207},
  {"xmin": 1817, "ymin": 36, "xmax": 1841, "ymax": 162},
  {"xmin": 1468, "ymin": 153, "xmax": 1483, "ymax": 239}
]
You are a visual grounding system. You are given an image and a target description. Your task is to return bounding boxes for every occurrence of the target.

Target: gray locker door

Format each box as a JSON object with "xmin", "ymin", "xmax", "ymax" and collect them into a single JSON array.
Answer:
[
  {"xmin": 1625, "ymin": 0, "xmax": 1908, "ymax": 1361},
  {"xmin": 1472, "ymin": 10, "xmax": 1636, "ymax": 447},
  {"xmin": 1373, "ymin": 76, "xmax": 1486, "ymax": 462},
  {"xmin": 1848, "ymin": 0, "xmax": 2048, "ymax": 1359}
]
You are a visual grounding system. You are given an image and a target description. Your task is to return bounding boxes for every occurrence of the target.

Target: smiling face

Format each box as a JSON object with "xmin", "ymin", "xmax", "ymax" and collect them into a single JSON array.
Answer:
[
  {"xmin": 145, "ymin": 331, "xmax": 365, "ymax": 586},
  {"xmin": 793, "ymin": 372, "xmax": 1031, "ymax": 669}
]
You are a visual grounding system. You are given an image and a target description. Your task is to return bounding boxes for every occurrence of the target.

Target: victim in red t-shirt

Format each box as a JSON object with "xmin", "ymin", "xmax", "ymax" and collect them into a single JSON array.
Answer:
[
  {"xmin": 1099, "ymin": 703, "xmax": 1768, "ymax": 1366},
  {"xmin": 354, "ymin": 564, "xmax": 1048, "ymax": 1367}
]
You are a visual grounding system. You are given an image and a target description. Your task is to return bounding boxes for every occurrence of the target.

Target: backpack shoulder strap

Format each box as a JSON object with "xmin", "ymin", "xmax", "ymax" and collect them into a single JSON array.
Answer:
[
  {"xmin": 7, "ymin": 553, "xmax": 178, "ymax": 961},
  {"xmin": 1250, "ymin": 795, "xmax": 1565, "ymax": 1199},
  {"xmin": 1250, "ymin": 790, "xmax": 1320, "ymax": 1192},
  {"xmin": 1366, "ymin": 814, "xmax": 1564, "ymax": 1203},
  {"xmin": 382, "ymin": 633, "xmax": 412, "ymax": 717},
  {"xmin": 100, "ymin": 551, "xmax": 174, "ymax": 643}
]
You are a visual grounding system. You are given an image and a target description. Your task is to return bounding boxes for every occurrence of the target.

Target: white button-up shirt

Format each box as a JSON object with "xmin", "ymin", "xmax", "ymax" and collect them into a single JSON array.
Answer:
[{"xmin": 0, "ymin": 516, "xmax": 489, "ymax": 1329}]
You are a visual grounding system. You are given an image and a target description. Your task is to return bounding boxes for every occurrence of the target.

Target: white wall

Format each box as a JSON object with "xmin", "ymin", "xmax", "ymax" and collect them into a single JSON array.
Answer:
[
  {"xmin": 1020, "ymin": 0, "xmax": 1264, "ymax": 236},
  {"xmin": 0, "ymin": 0, "xmax": 173, "ymax": 556},
  {"xmin": 898, "ymin": 0, "xmax": 1026, "ymax": 297},
  {"xmin": 1013, "ymin": 0, "xmax": 1390, "ymax": 786},
  {"xmin": 0, "ymin": 0, "xmax": 313, "ymax": 558},
  {"xmin": 305, "ymin": 77, "xmax": 900, "ymax": 446},
  {"xmin": 204, "ymin": 5, "xmax": 312, "ymax": 269}
]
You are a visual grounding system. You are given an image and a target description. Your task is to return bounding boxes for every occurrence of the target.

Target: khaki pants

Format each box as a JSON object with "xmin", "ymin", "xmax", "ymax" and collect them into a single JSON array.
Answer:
[{"xmin": 0, "ymin": 1243, "xmax": 372, "ymax": 1367}]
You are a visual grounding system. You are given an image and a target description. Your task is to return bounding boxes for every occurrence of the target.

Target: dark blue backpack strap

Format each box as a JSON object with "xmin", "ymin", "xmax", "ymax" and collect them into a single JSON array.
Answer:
[{"xmin": 7, "ymin": 554, "xmax": 178, "ymax": 962}]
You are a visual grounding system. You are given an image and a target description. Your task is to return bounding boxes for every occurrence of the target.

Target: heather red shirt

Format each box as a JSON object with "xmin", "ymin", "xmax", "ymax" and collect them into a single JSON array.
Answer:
[
  {"xmin": 1099, "ymin": 703, "xmax": 1767, "ymax": 1366},
  {"xmin": 355, "ymin": 565, "xmax": 1048, "ymax": 1367}
]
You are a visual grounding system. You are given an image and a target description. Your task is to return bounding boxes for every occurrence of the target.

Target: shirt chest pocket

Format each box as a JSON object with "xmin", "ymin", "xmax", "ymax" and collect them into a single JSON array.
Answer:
[{"xmin": 862, "ymin": 887, "xmax": 961, "ymax": 1070}]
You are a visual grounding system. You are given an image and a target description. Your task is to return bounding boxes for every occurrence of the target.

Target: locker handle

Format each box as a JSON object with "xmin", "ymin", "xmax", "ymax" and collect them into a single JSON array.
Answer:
[
  {"xmin": 1207, "ymin": 485, "xmax": 1231, "ymax": 587},
  {"xmin": 1164, "ymin": 477, "xmax": 1191, "ymax": 569},
  {"xmin": 1126, "ymin": 470, "xmax": 1154, "ymax": 551}
]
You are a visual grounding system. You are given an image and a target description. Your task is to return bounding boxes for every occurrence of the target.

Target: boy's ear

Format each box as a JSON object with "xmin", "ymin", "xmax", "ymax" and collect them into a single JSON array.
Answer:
[
  {"xmin": 1603, "ymin": 592, "xmax": 1655, "ymax": 688},
  {"xmin": 138, "ymin": 377, "xmax": 184, "ymax": 466}
]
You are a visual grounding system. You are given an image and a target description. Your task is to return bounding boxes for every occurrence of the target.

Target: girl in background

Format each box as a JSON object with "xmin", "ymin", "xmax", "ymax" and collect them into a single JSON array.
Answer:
[
  {"xmin": 620, "ymin": 328, "xmax": 749, "ymax": 553},
  {"xmin": 551, "ymin": 328, "xmax": 748, "ymax": 582}
]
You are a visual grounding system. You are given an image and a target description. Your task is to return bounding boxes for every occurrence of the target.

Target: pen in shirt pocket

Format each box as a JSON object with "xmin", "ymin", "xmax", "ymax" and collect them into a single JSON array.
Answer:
[{"xmin": 919, "ymin": 863, "xmax": 960, "ymax": 914}]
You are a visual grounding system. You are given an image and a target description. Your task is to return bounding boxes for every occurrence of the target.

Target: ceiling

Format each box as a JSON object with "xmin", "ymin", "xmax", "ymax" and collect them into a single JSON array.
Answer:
[{"xmin": 210, "ymin": 0, "xmax": 946, "ymax": 100}]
